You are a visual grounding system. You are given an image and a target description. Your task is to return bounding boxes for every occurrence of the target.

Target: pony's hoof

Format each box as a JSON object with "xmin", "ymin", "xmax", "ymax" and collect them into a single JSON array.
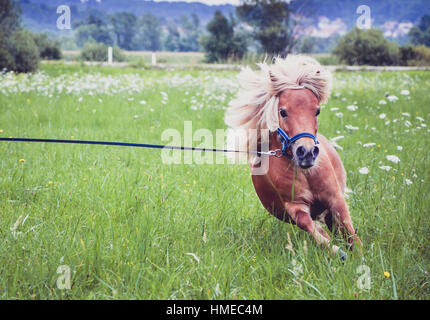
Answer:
[{"xmin": 338, "ymin": 249, "xmax": 347, "ymax": 261}]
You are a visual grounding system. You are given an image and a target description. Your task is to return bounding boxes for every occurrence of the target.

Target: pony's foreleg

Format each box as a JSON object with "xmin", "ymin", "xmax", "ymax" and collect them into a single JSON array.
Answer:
[
  {"xmin": 330, "ymin": 199, "xmax": 362, "ymax": 253},
  {"xmin": 286, "ymin": 203, "xmax": 344, "ymax": 258}
]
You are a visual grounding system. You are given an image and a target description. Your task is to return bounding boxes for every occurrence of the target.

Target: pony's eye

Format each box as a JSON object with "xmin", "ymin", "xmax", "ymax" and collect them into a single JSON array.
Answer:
[
  {"xmin": 316, "ymin": 108, "xmax": 320, "ymax": 116},
  {"xmin": 280, "ymin": 109, "xmax": 288, "ymax": 118}
]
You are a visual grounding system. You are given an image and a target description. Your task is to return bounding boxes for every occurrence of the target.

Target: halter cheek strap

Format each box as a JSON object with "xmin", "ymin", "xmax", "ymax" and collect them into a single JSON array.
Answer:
[{"xmin": 277, "ymin": 128, "xmax": 319, "ymax": 158}]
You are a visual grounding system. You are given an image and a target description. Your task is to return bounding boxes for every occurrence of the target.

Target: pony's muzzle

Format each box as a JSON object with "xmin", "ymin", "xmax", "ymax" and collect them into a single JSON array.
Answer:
[{"xmin": 295, "ymin": 145, "xmax": 319, "ymax": 169}]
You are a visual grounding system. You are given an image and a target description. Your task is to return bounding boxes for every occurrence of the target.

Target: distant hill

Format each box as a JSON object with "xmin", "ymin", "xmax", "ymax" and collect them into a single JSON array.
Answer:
[
  {"xmin": 18, "ymin": 0, "xmax": 430, "ymax": 38},
  {"xmin": 19, "ymin": 0, "xmax": 235, "ymax": 32}
]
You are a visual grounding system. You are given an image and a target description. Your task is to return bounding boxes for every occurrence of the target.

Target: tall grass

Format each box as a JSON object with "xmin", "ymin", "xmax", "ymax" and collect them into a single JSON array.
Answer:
[{"xmin": 0, "ymin": 64, "xmax": 429, "ymax": 299}]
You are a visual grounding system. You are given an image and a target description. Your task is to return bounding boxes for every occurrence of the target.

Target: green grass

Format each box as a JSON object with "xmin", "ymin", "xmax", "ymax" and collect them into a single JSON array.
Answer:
[{"xmin": 0, "ymin": 64, "xmax": 429, "ymax": 299}]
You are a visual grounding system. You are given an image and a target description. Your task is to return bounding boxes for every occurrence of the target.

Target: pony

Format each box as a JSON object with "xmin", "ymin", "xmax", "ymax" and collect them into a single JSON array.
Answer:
[{"xmin": 225, "ymin": 55, "xmax": 361, "ymax": 259}]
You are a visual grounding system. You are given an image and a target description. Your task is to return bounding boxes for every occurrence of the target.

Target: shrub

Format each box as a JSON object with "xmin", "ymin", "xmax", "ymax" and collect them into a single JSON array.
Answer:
[
  {"xmin": 333, "ymin": 28, "xmax": 400, "ymax": 66},
  {"xmin": 399, "ymin": 46, "xmax": 417, "ymax": 65},
  {"xmin": 32, "ymin": 33, "xmax": 62, "ymax": 60},
  {"xmin": 0, "ymin": 29, "xmax": 40, "ymax": 73},
  {"xmin": 410, "ymin": 45, "xmax": 430, "ymax": 66},
  {"xmin": 80, "ymin": 42, "xmax": 125, "ymax": 62},
  {"xmin": 314, "ymin": 54, "xmax": 340, "ymax": 65}
]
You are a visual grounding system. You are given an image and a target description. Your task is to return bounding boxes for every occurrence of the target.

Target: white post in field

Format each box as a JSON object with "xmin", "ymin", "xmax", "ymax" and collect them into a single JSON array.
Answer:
[
  {"xmin": 152, "ymin": 52, "xmax": 156, "ymax": 66},
  {"xmin": 108, "ymin": 46, "xmax": 113, "ymax": 65}
]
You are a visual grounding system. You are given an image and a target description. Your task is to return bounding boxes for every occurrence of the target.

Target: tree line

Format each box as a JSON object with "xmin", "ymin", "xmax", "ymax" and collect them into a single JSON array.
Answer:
[
  {"xmin": 72, "ymin": 11, "xmax": 202, "ymax": 52},
  {"xmin": 1, "ymin": 0, "xmax": 430, "ymax": 72}
]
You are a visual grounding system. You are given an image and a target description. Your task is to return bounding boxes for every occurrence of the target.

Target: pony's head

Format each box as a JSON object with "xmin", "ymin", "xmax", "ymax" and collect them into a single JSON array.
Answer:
[
  {"xmin": 225, "ymin": 55, "xmax": 332, "ymax": 168},
  {"xmin": 277, "ymin": 88, "xmax": 320, "ymax": 169}
]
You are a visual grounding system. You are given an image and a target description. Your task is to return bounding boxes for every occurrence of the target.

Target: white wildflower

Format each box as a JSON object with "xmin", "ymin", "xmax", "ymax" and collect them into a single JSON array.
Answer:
[
  {"xmin": 345, "ymin": 124, "xmax": 359, "ymax": 130},
  {"xmin": 386, "ymin": 155, "xmax": 400, "ymax": 164},
  {"xmin": 405, "ymin": 179, "xmax": 413, "ymax": 185},
  {"xmin": 387, "ymin": 95, "xmax": 398, "ymax": 102},
  {"xmin": 397, "ymin": 146, "xmax": 403, "ymax": 151},
  {"xmin": 379, "ymin": 166, "xmax": 391, "ymax": 171},
  {"xmin": 347, "ymin": 105, "xmax": 358, "ymax": 111},
  {"xmin": 379, "ymin": 100, "xmax": 387, "ymax": 105},
  {"xmin": 379, "ymin": 113, "xmax": 386, "ymax": 119},
  {"xmin": 363, "ymin": 143, "xmax": 376, "ymax": 147},
  {"xmin": 400, "ymin": 90, "xmax": 410, "ymax": 95},
  {"xmin": 359, "ymin": 167, "xmax": 369, "ymax": 175}
]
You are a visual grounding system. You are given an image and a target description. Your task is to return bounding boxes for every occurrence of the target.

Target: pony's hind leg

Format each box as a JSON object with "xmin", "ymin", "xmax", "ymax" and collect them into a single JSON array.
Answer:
[{"xmin": 286, "ymin": 203, "xmax": 345, "ymax": 259}]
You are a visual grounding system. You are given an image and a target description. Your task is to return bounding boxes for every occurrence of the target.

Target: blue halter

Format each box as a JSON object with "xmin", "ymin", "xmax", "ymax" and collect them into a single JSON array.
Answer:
[{"xmin": 277, "ymin": 128, "xmax": 319, "ymax": 158}]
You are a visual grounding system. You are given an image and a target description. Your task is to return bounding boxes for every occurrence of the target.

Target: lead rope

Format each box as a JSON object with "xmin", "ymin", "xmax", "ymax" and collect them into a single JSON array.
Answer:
[{"xmin": 0, "ymin": 137, "xmax": 282, "ymax": 157}]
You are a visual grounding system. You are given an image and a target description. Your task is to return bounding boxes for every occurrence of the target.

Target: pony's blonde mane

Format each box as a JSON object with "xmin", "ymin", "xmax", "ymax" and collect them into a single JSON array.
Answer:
[{"xmin": 225, "ymin": 55, "xmax": 332, "ymax": 158}]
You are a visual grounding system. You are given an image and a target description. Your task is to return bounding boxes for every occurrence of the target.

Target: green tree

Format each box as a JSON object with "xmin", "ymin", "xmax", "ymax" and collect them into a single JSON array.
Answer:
[
  {"xmin": 165, "ymin": 22, "xmax": 181, "ymax": 52},
  {"xmin": 298, "ymin": 36, "xmax": 316, "ymax": 53},
  {"xmin": 136, "ymin": 13, "xmax": 162, "ymax": 51},
  {"xmin": 0, "ymin": 0, "xmax": 20, "ymax": 68},
  {"xmin": 408, "ymin": 15, "xmax": 430, "ymax": 47},
  {"xmin": 0, "ymin": 0, "xmax": 20, "ymax": 34},
  {"xmin": 200, "ymin": 11, "xmax": 247, "ymax": 62},
  {"xmin": 75, "ymin": 14, "xmax": 113, "ymax": 47},
  {"xmin": 179, "ymin": 14, "xmax": 201, "ymax": 52},
  {"xmin": 6, "ymin": 29, "xmax": 40, "ymax": 72},
  {"xmin": 333, "ymin": 28, "xmax": 400, "ymax": 66},
  {"xmin": 0, "ymin": 0, "xmax": 39, "ymax": 72},
  {"xmin": 236, "ymin": 0, "xmax": 296, "ymax": 55},
  {"xmin": 110, "ymin": 12, "xmax": 138, "ymax": 50}
]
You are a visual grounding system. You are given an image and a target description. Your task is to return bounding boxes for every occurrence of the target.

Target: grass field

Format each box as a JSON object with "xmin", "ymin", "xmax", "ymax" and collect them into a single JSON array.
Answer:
[{"xmin": 0, "ymin": 64, "xmax": 429, "ymax": 299}]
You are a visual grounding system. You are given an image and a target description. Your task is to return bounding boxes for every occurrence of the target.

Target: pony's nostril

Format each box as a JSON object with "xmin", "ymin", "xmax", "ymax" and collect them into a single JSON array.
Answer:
[
  {"xmin": 312, "ymin": 146, "xmax": 319, "ymax": 158},
  {"xmin": 296, "ymin": 146, "xmax": 306, "ymax": 159}
]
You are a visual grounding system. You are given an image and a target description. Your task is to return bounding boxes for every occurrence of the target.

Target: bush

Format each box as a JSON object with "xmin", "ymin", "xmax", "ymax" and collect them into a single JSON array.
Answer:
[
  {"xmin": 314, "ymin": 54, "xmax": 340, "ymax": 65},
  {"xmin": 333, "ymin": 28, "xmax": 400, "ymax": 66},
  {"xmin": 80, "ymin": 42, "xmax": 125, "ymax": 62},
  {"xmin": 0, "ymin": 29, "xmax": 40, "ymax": 73},
  {"xmin": 399, "ymin": 46, "xmax": 417, "ymax": 65},
  {"xmin": 32, "ymin": 33, "xmax": 62, "ymax": 60},
  {"xmin": 410, "ymin": 45, "xmax": 430, "ymax": 66}
]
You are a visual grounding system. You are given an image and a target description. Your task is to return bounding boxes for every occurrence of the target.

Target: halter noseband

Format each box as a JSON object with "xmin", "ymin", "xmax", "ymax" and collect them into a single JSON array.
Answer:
[{"xmin": 277, "ymin": 128, "xmax": 319, "ymax": 158}]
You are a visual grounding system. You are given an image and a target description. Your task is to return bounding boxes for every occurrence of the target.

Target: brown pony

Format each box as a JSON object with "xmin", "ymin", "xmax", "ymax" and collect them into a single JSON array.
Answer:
[{"xmin": 225, "ymin": 55, "xmax": 361, "ymax": 259}]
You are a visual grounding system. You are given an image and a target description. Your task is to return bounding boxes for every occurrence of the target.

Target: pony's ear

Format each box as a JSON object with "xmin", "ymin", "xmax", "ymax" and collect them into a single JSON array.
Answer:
[{"xmin": 269, "ymin": 71, "xmax": 278, "ymax": 83}]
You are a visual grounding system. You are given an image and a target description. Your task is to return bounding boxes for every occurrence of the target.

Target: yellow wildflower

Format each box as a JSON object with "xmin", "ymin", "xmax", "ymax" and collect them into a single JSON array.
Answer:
[
  {"xmin": 19, "ymin": 159, "xmax": 25, "ymax": 163},
  {"xmin": 384, "ymin": 271, "xmax": 390, "ymax": 278}
]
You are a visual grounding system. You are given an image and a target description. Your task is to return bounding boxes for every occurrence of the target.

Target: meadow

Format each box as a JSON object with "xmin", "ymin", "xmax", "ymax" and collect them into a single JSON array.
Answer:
[{"xmin": 0, "ymin": 63, "xmax": 429, "ymax": 299}]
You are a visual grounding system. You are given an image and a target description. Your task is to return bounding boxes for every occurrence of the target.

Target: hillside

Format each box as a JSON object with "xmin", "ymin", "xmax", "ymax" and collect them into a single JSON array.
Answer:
[{"xmin": 18, "ymin": 0, "xmax": 430, "ymax": 38}]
